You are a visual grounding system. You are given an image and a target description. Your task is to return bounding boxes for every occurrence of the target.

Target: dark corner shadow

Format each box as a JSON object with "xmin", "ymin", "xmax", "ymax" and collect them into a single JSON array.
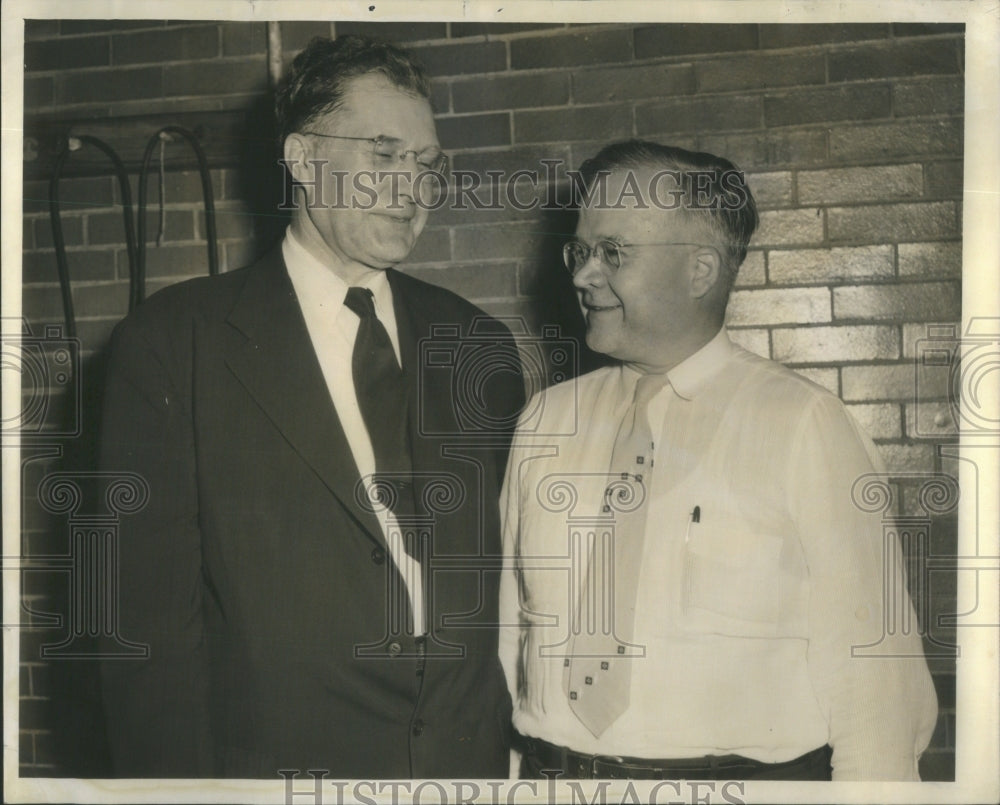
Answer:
[
  {"xmin": 528, "ymin": 205, "xmax": 613, "ymax": 381},
  {"xmin": 235, "ymin": 91, "xmax": 291, "ymax": 261}
]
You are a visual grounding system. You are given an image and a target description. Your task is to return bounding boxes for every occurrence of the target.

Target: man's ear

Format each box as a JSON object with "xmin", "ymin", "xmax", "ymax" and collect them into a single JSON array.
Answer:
[
  {"xmin": 690, "ymin": 246, "xmax": 721, "ymax": 299},
  {"xmin": 283, "ymin": 134, "xmax": 313, "ymax": 187}
]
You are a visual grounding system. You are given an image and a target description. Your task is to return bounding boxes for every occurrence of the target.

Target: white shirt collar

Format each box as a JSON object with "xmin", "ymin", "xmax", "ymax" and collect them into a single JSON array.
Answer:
[
  {"xmin": 281, "ymin": 227, "xmax": 400, "ymax": 364},
  {"xmin": 621, "ymin": 328, "xmax": 734, "ymax": 401},
  {"xmin": 282, "ymin": 227, "xmax": 394, "ymax": 319},
  {"xmin": 665, "ymin": 328, "xmax": 734, "ymax": 400}
]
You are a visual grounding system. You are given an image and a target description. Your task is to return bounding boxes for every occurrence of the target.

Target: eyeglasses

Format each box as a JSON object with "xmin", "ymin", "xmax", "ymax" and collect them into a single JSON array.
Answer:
[
  {"xmin": 563, "ymin": 239, "xmax": 709, "ymax": 276},
  {"xmin": 300, "ymin": 131, "xmax": 449, "ymax": 173}
]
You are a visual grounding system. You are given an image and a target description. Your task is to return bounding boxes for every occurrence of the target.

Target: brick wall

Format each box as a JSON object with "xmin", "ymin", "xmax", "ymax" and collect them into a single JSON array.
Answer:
[{"xmin": 19, "ymin": 20, "xmax": 961, "ymax": 779}]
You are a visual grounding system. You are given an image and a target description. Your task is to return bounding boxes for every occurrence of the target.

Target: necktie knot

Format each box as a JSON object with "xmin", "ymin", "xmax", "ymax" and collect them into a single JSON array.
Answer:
[
  {"xmin": 633, "ymin": 372, "xmax": 669, "ymax": 412},
  {"xmin": 344, "ymin": 286, "xmax": 377, "ymax": 319}
]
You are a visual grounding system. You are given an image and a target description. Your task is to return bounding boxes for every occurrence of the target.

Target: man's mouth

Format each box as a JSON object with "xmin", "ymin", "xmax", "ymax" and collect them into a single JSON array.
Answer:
[
  {"xmin": 377, "ymin": 213, "xmax": 414, "ymax": 224},
  {"xmin": 584, "ymin": 302, "xmax": 621, "ymax": 313}
]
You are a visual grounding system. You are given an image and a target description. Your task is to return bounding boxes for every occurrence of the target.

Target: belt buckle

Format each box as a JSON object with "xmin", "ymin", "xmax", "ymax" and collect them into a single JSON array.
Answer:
[{"xmin": 591, "ymin": 754, "xmax": 625, "ymax": 778}]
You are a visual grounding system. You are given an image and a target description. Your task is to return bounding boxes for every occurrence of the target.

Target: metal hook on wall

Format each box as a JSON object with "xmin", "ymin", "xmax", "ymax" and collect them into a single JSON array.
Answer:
[
  {"xmin": 136, "ymin": 125, "xmax": 219, "ymax": 307},
  {"xmin": 48, "ymin": 135, "xmax": 138, "ymax": 339}
]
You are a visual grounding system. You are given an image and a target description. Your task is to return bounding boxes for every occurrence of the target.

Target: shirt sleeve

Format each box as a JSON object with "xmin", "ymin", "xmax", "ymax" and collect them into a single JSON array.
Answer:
[{"xmin": 787, "ymin": 393, "xmax": 939, "ymax": 780}]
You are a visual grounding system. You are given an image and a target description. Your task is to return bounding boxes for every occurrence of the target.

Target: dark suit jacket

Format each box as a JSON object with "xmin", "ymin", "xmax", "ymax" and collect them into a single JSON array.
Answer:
[{"xmin": 98, "ymin": 247, "xmax": 525, "ymax": 778}]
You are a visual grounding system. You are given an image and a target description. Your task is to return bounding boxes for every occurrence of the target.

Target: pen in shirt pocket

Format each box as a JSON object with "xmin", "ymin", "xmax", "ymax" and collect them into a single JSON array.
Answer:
[{"xmin": 684, "ymin": 505, "xmax": 701, "ymax": 543}]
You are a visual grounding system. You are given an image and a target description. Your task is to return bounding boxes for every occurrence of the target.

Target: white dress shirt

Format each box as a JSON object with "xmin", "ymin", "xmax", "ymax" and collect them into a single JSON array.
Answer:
[
  {"xmin": 499, "ymin": 328, "xmax": 938, "ymax": 780},
  {"xmin": 282, "ymin": 229, "xmax": 425, "ymax": 634}
]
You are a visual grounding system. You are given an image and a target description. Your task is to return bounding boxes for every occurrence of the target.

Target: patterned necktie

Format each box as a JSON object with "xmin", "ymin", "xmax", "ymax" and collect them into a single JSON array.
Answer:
[
  {"xmin": 343, "ymin": 287, "xmax": 418, "ymax": 558},
  {"xmin": 564, "ymin": 371, "xmax": 669, "ymax": 737}
]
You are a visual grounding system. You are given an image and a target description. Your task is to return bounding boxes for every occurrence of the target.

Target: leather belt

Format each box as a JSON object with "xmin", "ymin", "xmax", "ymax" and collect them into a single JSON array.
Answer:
[{"xmin": 517, "ymin": 734, "xmax": 833, "ymax": 780}]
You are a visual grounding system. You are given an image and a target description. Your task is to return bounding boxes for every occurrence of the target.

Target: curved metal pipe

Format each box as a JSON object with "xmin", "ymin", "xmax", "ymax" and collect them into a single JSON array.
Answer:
[
  {"xmin": 136, "ymin": 126, "xmax": 218, "ymax": 306},
  {"xmin": 48, "ymin": 135, "xmax": 137, "ymax": 338}
]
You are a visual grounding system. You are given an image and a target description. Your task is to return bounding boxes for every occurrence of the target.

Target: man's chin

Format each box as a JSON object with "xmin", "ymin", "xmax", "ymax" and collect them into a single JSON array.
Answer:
[
  {"xmin": 372, "ymin": 233, "xmax": 418, "ymax": 266},
  {"xmin": 584, "ymin": 329, "xmax": 616, "ymax": 358},
  {"xmin": 368, "ymin": 248, "xmax": 412, "ymax": 268},
  {"xmin": 362, "ymin": 237, "xmax": 415, "ymax": 268}
]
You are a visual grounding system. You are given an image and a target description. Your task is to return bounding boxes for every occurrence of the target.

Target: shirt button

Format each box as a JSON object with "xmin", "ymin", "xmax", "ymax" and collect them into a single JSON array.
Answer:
[
  {"xmin": 388, "ymin": 642, "xmax": 402, "ymax": 657},
  {"xmin": 371, "ymin": 548, "xmax": 386, "ymax": 565},
  {"xmin": 412, "ymin": 719, "xmax": 424, "ymax": 737}
]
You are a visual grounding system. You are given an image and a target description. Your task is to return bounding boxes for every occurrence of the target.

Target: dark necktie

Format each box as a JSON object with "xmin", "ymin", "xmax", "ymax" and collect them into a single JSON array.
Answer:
[
  {"xmin": 343, "ymin": 286, "xmax": 418, "ymax": 558},
  {"xmin": 564, "ymin": 371, "xmax": 669, "ymax": 736}
]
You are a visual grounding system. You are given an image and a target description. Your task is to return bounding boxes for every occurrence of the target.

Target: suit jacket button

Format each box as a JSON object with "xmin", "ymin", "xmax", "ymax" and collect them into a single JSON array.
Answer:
[
  {"xmin": 371, "ymin": 548, "xmax": 386, "ymax": 565},
  {"xmin": 388, "ymin": 642, "xmax": 402, "ymax": 657},
  {"xmin": 412, "ymin": 719, "xmax": 424, "ymax": 737}
]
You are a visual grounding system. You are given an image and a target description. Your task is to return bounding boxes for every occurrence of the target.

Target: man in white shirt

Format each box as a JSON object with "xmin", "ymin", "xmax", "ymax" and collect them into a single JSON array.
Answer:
[
  {"xmin": 499, "ymin": 140, "xmax": 938, "ymax": 781},
  {"xmin": 100, "ymin": 35, "xmax": 524, "ymax": 778}
]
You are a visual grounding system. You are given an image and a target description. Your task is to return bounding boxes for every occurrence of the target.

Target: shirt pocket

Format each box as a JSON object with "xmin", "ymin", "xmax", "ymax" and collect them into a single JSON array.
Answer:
[{"xmin": 681, "ymin": 516, "xmax": 784, "ymax": 636}]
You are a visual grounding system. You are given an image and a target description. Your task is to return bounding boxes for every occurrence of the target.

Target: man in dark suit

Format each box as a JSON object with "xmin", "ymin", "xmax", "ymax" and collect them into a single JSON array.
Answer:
[{"xmin": 99, "ymin": 35, "xmax": 524, "ymax": 779}]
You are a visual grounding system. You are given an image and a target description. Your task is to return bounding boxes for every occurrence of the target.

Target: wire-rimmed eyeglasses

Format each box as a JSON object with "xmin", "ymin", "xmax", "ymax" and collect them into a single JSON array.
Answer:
[
  {"xmin": 563, "ymin": 239, "xmax": 710, "ymax": 276},
  {"xmin": 300, "ymin": 131, "xmax": 449, "ymax": 174}
]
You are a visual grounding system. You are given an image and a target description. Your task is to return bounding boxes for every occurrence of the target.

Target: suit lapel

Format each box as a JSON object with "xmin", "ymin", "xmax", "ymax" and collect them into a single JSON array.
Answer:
[
  {"xmin": 389, "ymin": 270, "xmax": 454, "ymax": 491},
  {"xmin": 224, "ymin": 250, "xmax": 386, "ymax": 547}
]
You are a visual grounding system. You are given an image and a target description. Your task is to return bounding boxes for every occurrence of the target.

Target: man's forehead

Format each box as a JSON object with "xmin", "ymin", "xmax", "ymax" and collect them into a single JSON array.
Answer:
[
  {"xmin": 600, "ymin": 164, "xmax": 685, "ymax": 204},
  {"xmin": 576, "ymin": 197, "xmax": 689, "ymax": 240},
  {"xmin": 341, "ymin": 71, "xmax": 413, "ymax": 101},
  {"xmin": 318, "ymin": 72, "xmax": 435, "ymax": 136}
]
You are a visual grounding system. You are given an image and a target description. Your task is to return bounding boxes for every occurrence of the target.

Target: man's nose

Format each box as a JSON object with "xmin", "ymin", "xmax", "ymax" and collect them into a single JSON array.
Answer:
[
  {"xmin": 381, "ymin": 161, "xmax": 419, "ymax": 203},
  {"xmin": 571, "ymin": 252, "xmax": 605, "ymax": 289},
  {"xmin": 396, "ymin": 151, "xmax": 425, "ymax": 179}
]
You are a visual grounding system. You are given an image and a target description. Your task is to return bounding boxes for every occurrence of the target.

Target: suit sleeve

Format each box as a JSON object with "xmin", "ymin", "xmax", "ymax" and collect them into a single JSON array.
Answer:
[
  {"xmin": 788, "ymin": 394, "xmax": 938, "ymax": 780},
  {"xmin": 98, "ymin": 315, "xmax": 214, "ymax": 776},
  {"xmin": 498, "ymin": 418, "xmax": 527, "ymax": 709},
  {"xmin": 498, "ymin": 398, "xmax": 539, "ymax": 779},
  {"xmin": 495, "ymin": 335, "xmax": 527, "ymax": 479},
  {"xmin": 479, "ymin": 325, "xmax": 527, "ymax": 488}
]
